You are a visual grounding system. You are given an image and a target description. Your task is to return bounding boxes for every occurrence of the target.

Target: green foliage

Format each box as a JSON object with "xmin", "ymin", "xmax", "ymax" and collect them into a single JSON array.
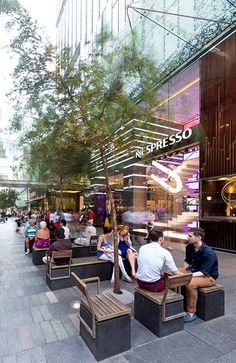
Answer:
[{"xmin": 0, "ymin": 188, "xmax": 19, "ymax": 209}]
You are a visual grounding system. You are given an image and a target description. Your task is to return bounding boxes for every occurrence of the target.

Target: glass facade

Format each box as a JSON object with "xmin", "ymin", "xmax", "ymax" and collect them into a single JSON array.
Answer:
[{"xmin": 56, "ymin": 0, "xmax": 235, "ymax": 79}]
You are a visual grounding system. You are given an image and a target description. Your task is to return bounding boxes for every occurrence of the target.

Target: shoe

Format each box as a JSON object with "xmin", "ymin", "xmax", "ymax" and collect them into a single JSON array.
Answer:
[
  {"xmin": 122, "ymin": 275, "xmax": 132, "ymax": 283},
  {"xmin": 184, "ymin": 313, "xmax": 197, "ymax": 323},
  {"xmin": 25, "ymin": 249, "xmax": 30, "ymax": 255}
]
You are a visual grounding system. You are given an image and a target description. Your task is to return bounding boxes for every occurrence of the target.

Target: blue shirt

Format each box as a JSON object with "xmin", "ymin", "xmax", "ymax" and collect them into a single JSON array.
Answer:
[
  {"xmin": 185, "ymin": 243, "xmax": 218, "ymax": 280},
  {"xmin": 25, "ymin": 225, "xmax": 38, "ymax": 237}
]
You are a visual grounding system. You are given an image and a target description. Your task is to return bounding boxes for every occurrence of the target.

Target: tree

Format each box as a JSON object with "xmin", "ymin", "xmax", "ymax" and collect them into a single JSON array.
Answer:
[
  {"xmin": 0, "ymin": 188, "xmax": 19, "ymax": 210},
  {"xmin": 2, "ymin": 5, "xmax": 160, "ymax": 293}
]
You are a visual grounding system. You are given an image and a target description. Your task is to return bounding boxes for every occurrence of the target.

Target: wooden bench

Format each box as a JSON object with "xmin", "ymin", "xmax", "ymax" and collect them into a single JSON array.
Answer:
[
  {"xmin": 134, "ymin": 272, "xmax": 192, "ymax": 337},
  {"xmin": 33, "ymin": 242, "xmax": 94, "ymax": 265},
  {"xmin": 46, "ymin": 255, "xmax": 113, "ymax": 290},
  {"xmin": 71, "ymin": 272, "xmax": 131, "ymax": 361},
  {"xmin": 196, "ymin": 284, "xmax": 224, "ymax": 321}
]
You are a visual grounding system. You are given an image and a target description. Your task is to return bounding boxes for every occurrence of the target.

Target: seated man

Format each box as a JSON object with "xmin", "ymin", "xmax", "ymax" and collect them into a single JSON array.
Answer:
[
  {"xmin": 42, "ymin": 227, "xmax": 72, "ymax": 265},
  {"xmin": 25, "ymin": 219, "xmax": 38, "ymax": 255},
  {"xmin": 83, "ymin": 220, "xmax": 97, "ymax": 241},
  {"xmin": 180, "ymin": 227, "xmax": 219, "ymax": 323},
  {"xmin": 60, "ymin": 219, "xmax": 70, "ymax": 239},
  {"xmin": 136, "ymin": 228, "xmax": 182, "ymax": 292}
]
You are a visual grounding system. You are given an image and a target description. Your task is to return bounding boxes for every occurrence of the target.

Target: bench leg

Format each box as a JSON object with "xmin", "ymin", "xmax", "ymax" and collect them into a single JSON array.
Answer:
[
  {"xmin": 80, "ymin": 305, "xmax": 131, "ymax": 361},
  {"xmin": 196, "ymin": 290, "xmax": 225, "ymax": 321},
  {"xmin": 134, "ymin": 292, "xmax": 184, "ymax": 337}
]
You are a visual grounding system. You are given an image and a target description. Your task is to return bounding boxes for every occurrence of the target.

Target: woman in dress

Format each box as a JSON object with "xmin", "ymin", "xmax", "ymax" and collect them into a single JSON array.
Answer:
[
  {"xmin": 97, "ymin": 227, "xmax": 132, "ymax": 284},
  {"xmin": 118, "ymin": 225, "xmax": 137, "ymax": 278},
  {"xmin": 34, "ymin": 221, "xmax": 50, "ymax": 248}
]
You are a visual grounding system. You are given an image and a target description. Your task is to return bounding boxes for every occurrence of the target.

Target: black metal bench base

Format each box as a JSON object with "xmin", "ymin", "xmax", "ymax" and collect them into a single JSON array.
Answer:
[
  {"xmin": 80, "ymin": 304, "xmax": 131, "ymax": 361},
  {"xmin": 134, "ymin": 291, "xmax": 184, "ymax": 337},
  {"xmin": 46, "ymin": 261, "xmax": 113, "ymax": 290},
  {"xmin": 197, "ymin": 289, "xmax": 225, "ymax": 321}
]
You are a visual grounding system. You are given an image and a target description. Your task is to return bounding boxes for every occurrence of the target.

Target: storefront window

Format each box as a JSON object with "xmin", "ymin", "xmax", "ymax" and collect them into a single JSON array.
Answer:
[
  {"xmin": 146, "ymin": 146, "xmax": 199, "ymax": 230},
  {"xmin": 201, "ymin": 178, "xmax": 236, "ymax": 218}
]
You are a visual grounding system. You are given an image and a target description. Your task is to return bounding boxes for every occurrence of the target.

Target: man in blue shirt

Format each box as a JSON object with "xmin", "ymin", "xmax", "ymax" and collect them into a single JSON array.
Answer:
[
  {"xmin": 25, "ymin": 219, "xmax": 38, "ymax": 255},
  {"xmin": 180, "ymin": 227, "xmax": 219, "ymax": 323}
]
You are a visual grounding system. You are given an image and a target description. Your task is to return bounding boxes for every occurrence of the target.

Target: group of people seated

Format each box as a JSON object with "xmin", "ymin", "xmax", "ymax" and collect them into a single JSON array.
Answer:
[
  {"xmin": 96, "ymin": 225, "xmax": 219, "ymax": 323},
  {"xmin": 24, "ymin": 218, "xmax": 71, "ymax": 255},
  {"xmin": 24, "ymin": 215, "xmax": 219, "ymax": 323}
]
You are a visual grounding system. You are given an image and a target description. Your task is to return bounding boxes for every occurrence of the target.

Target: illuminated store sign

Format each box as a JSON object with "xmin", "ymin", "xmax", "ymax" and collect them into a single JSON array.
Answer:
[
  {"xmin": 151, "ymin": 160, "xmax": 183, "ymax": 193},
  {"xmin": 135, "ymin": 128, "xmax": 193, "ymax": 159}
]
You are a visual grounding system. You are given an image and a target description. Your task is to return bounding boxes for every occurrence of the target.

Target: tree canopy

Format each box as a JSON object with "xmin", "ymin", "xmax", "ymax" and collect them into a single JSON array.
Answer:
[
  {"xmin": 1, "ymin": 2, "xmax": 161, "ymax": 292},
  {"xmin": 0, "ymin": 188, "xmax": 19, "ymax": 210}
]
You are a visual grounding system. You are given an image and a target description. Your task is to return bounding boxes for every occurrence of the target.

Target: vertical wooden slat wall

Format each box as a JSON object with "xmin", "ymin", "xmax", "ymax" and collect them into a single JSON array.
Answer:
[
  {"xmin": 200, "ymin": 33, "xmax": 236, "ymax": 178},
  {"xmin": 200, "ymin": 32, "xmax": 236, "ymax": 251}
]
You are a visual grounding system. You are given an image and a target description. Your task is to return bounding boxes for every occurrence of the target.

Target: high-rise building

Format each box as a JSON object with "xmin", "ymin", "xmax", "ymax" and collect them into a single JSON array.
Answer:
[{"xmin": 56, "ymin": 1, "xmax": 236, "ymax": 251}]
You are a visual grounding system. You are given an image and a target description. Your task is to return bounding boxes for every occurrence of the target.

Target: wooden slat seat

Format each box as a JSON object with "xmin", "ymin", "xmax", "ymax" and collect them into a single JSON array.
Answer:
[
  {"xmin": 71, "ymin": 272, "xmax": 131, "ymax": 338},
  {"xmin": 135, "ymin": 287, "xmax": 183, "ymax": 305},
  {"xmin": 198, "ymin": 284, "xmax": 224, "ymax": 294},
  {"xmin": 135, "ymin": 272, "xmax": 192, "ymax": 323},
  {"xmin": 47, "ymin": 250, "xmax": 72, "ymax": 280},
  {"xmin": 81, "ymin": 292, "xmax": 131, "ymax": 322},
  {"xmin": 50, "ymin": 256, "xmax": 110, "ymax": 269}
]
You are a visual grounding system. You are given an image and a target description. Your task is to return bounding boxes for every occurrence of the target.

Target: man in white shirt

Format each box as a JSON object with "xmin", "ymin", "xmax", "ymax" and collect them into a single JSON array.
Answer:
[
  {"xmin": 137, "ymin": 229, "xmax": 182, "ymax": 292},
  {"xmin": 60, "ymin": 219, "xmax": 70, "ymax": 239},
  {"xmin": 83, "ymin": 220, "xmax": 97, "ymax": 241}
]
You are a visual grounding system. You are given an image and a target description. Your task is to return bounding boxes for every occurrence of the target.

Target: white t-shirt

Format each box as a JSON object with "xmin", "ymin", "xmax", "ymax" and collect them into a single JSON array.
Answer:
[
  {"xmin": 137, "ymin": 242, "xmax": 177, "ymax": 282},
  {"xmin": 62, "ymin": 226, "xmax": 70, "ymax": 239},
  {"xmin": 83, "ymin": 225, "xmax": 97, "ymax": 240}
]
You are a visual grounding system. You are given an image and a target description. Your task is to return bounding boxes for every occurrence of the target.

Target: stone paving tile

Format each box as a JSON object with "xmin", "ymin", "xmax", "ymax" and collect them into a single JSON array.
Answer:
[
  {"xmin": 6, "ymin": 328, "xmax": 22, "ymax": 355},
  {"xmin": 1, "ymin": 310, "xmax": 33, "ymax": 329},
  {"xmin": 0, "ymin": 330, "xmax": 9, "ymax": 357},
  {"xmin": 60, "ymin": 315, "xmax": 80, "ymax": 337},
  {"xmin": 39, "ymin": 305, "xmax": 53, "ymax": 321},
  {"xmin": 47, "ymin": 301, "xmax": 76, "ymax": 319},
  {"xmin": 2, "ymin": 355, "xmax": 17, "ymax": 363},
  {"xmin": 29, "ymin": 323, "xmax": 46, "ymax": 346},
  {"xmin": 202, "ymin": 316, "xmax": 236, "ymax": 341},
  {"xmin": 42, "ymin": 336, "xmax": 96, "ymax": 363},
  {"xmin": 131, "ymin": 319, "xmax": 158, "ymax": 348},
  {"xmin": 187, "ymin": 321, "xmax": 236, "ymax": 354},
  {"xmin": 40, "ymin": 321, "xmax": 58, "ymax": 343},
  {"xmin": 124, "ymin": 331, "xmax": 221, "ymax": 363},
  {"xmin": 45, "ymin": 291, "xmax": 59, "ymax": 304},
  {"xmin": 208, "ymin": 349, "xmax": 236, "ymax": 363},
  {"xmin": 30, "ymin": 306, "xmax": 44, "ymax": 323},
  {"xmin": 19, "ymin": 325, "xmax": 34, "ymax": 351},
  {"xmin": 51, "ymin": 318, "xmax": 69, "ymax": 340},
  {"xmin": 15, "ymin": 346, "xmax": 47, "ymax": 363}
]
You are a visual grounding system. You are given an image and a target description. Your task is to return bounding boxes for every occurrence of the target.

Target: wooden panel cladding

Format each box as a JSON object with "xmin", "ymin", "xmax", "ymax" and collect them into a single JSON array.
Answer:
[
  {"xmin": 200, "ymin": 220, "xmax": 236, "ymax": 252},
  {"xmin": 200, "ymin": 33, "xmax": 236, "ymax": 178}
]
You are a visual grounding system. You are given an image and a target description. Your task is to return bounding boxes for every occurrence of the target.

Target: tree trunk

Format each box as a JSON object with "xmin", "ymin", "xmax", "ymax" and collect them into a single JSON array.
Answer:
[
  {"xmin": 99, "ymin": 145, "xmax": 121, "ymax": 294},
  {"xmin": 60, "ymin": 177, "xmax": 63, "ymax": 211}
]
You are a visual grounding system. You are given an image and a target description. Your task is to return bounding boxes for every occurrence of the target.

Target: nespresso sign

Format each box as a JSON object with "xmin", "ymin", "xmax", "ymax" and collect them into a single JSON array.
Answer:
[{"xmin": 135, "ymin": 128, "xmax": 193, "ymax": 158}]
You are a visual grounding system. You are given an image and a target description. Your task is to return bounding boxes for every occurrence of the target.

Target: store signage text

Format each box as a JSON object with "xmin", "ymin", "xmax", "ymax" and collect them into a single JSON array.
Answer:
[{"xmin": 135, "ymin": 128, "xmax": 193, "ymax": 159}]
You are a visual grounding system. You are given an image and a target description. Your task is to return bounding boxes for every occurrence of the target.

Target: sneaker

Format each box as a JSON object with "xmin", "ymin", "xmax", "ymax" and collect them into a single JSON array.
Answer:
[
  {"xmin": 184, "ymin": 313, "xmax": 197, "ymax": 323},
  {"xmin": 25, "ymin": 249, "xmax": 30, "ymax": 255},
  {"xmin": 122, "ymin": 275, "xmax": 132, "ymax": 283}
]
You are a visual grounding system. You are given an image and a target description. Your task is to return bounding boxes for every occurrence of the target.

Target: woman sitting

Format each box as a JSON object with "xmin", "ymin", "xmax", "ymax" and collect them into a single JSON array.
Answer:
[
  {"xmin": 34, "ymin": 221, "xmax": 50, "ymax": 248},
  {"xmin": 42, "ymin": 227, "xmax": 72, "ymax": 265},
  {"xmin": 118, "ymin": 226, "xmax": 137, "ymax": 278},
  {"xmin": 97, "ymin": 227, "xmax": 132, "ymax": 284}
]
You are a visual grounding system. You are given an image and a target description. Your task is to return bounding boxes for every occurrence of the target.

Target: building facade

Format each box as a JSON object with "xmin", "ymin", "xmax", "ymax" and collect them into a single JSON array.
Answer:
[{"xmin": 56, "ymin": 1, "xmax": 236, "ymax": 250}]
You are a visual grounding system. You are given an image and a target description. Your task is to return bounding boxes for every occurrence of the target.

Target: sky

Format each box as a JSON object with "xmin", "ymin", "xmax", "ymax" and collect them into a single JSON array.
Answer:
[{"xmin": 0, "ymin": 0, "xmax": 57, "ymax": 127}]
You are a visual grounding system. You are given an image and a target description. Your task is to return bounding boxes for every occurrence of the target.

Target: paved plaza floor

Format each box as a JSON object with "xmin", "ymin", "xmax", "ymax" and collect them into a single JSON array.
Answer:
[{"xmin": 0, "ymin": 219, "xmax": 236, "ymax": 362}]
